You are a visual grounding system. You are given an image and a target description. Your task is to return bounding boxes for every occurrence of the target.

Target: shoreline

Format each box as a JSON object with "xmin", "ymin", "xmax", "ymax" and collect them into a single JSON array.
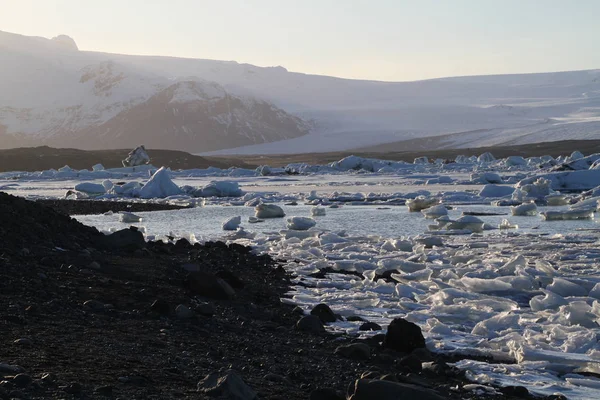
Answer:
[{"xmin": 0, "ymin": 193, "xmax": 541, "ymax": 399}]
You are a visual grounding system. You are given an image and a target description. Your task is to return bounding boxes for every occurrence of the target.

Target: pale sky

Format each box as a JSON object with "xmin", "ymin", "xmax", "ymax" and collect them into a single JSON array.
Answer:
[{"xmin": 1, "ymin": 0, "xmax": 599, "ymax": 81}]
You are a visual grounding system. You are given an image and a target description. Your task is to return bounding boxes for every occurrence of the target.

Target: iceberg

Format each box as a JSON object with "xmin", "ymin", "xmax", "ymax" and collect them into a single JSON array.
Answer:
[
  {"xmin": 122, "ymin": 145, "xmax": 150, "ymax": 167},
  {"xmin": 540, "ymin": 209, "xmax": 594, "ymax": 221},
  {"xmin": 286, "ymin": 216, "xmax": 317, "ymax": 231},
  {"xmin": 222, "ymin": 216, "xmax": 241, "ymax": 231},
  {"xmin": 138, "ymin": 167, "xmax": 183, "ymax": 199},
  {"xmin": 510, "ymin": 202, "xmax": 537, "ymax": 216},
  {"xmin": 255, "ymin": 204, "xmax": 285, "ymax": 218}
]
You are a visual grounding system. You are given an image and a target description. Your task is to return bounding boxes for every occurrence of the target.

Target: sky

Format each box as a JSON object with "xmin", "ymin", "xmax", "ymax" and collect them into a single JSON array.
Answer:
[{"xmin": 1, "ymin": 0, "xmax": 599, "ymax": 82}]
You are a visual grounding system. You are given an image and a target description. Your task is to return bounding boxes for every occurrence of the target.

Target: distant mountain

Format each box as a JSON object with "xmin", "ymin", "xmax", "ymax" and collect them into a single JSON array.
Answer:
[
  {"xmin": 0, "ymin": 31, "xmax": 310, "ymax": 152},
  {"xmin": 1, "ymin": 29, "xmax": 600, "ymax": 154}
]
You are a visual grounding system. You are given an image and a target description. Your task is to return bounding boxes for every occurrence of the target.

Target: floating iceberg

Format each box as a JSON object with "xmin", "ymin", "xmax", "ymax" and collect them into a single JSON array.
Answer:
[
  {"xmin": 286, "ymin": 216, "xmax": 316, "ymax": 231},
  {"xmin": 122, "ymin": 145, "xmax": 150, "ymax": 167},
  {"xmin": 74, "ymin": 182, "xmax": 106, "ymax": 195},
  {"xmin": 138, "ymin": 167, "xmax": 183, "ymax": 199},
  {"xmin": 406, "ymin": 196, "xmax": 439, "ymax": 212},
  {"xmin": 120, "ymin": 212, "xmax": 142, "ymax": 223},
  {"xmin": 499, "ymin": 219, "xmax": 518, "ymax": 229},
  {"xmin": 222, "ymin": 216, "xmax": 241, "ymax": 231},
  {"xmin": 198, "ymin": 181, "xmax": 243, "ymax": 197},
  {"xmin": 510, "ymin": 202, "xmax": 537, "ymax": 216},
  {"xmin": 478, "ymin": 184, "xmax": 514, "ymax": 198},
  {"xmin": 310, "ymin": 206, "xmax": 326, "ymax": 216},
  {"xmin": 421, "ymin": 204, "xmax": 448, "ymax": 219},
  {"xmin": 540, "ymin": 209, "xmax": 594, "ymax": 221},
  {"xmin": 446, "ymin": 215, "xmax": 485, "ymax": 233},
  {"xmin": 255, "ymin": 204, "xmax": 285, "ymax": 218}
]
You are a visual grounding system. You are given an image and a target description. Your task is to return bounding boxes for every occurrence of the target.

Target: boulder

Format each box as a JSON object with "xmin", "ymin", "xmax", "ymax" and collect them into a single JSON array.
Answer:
[
  {"xmin": 335, "ymin": 343, "xmax": 371, "ymax": 360},
  {"xmin": 347, "ymin": 379, "xmax": 445, "ymax": 400},
  {"xmin": 98, "ymin": 227, "xmax": 146, "ymax": 251},
  {"xmin": 296, "ymin": 315, "xmax": 325, "ymax": 333},
  {"xmin": 310, "ymin": 303, "xmax": 337, "ymax": 323},
  {"xmin": 186, "ymin": 272, "xmax": 235, "ymax": 300},
  {"xmin": 383, "ymin": 318, "xmax": 426, "ymax": 353},
  {"xmin": 197, "ymin": 369, "xmax": 257, "ymax": 399}
]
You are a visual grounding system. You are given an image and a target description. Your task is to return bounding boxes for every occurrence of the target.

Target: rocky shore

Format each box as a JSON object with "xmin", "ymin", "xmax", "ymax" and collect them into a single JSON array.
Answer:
[{"xmin": 0, "ymin": 192, "xmax": 558, "ymax": 399}]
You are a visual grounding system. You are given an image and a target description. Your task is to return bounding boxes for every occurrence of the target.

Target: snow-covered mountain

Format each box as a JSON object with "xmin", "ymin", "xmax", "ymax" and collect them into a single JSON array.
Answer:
[
  {"xmin": 1, "ymin": 29, "xmax": 600, "ymax": 154},
  {"xmin": 0, "ymin": 31, "xmax": 310, "ymax": 152}
]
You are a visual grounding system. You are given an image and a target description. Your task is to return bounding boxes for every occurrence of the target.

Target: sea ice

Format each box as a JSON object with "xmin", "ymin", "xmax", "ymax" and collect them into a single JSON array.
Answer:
[
  {"xmin": 406, "ymin": 196, "xmax": 439, "ymax": 212},
  {"xmin": 119, "ymin": 212, "xmax": 142, "ymax": 223},
  {"xmin": 510, "ymin": 202, "xmax": 537, "ymax": 216},
  {"xmin": 138, "ymin": 167, "xmax": 183, "ymax": 199},
  {"xmin": 222, "ymin": 216, "xmax": 241, "ymax": 231},
  {"xmin": 421, "ymin": 204, "xmax": 448, "ymax": 219},
  {"xmin": 311, "ymin": 206, "xmax": 326, "ymax": 216},
  {"xmin": 74, "ymin": 182, "xmax": 106, "ymax": 195},
  {"xmin": 541, "ymin": 209, "xmax": 594, "ymax": 221},
  {"xmin": 287, "ymin": 217, "xmax": 316, "ymax": 231},
  {"xmin": 255, "ymin": 204, "xmax": 285, "ymax": 218}
]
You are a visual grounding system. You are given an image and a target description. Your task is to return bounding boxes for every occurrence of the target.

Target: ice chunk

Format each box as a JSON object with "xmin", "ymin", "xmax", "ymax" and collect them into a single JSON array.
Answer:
[
  {"xmin": 446, "ymin": 215, "xmax": 485, "ymax": 233},
  {"xmin": 255, "ymin": 204, "xmax": 285, "ymax": 218},
  {"xmin": 510, "ymin": 202, "xmax": 537, "ymax": 216},
  {"xmin": 471, "ymin": 172, "xmax": 503, "ymax": 184},
  {"xmin": 513, "ymin": 178, "xmax": 552, "ymax": 201},
  {"xmin": 222, "ymin": 216, "xmax": 241, "ymax": 231},
  {"xmin": 540, "ymin": 209, "xmax": 594, "ymax": 221},
  {"xmin": 472, "ymin": 312, "xmax": 520, "ymax": 338},
  {"xmin": 477, "ymin": 152, "xmax": 496, "ymax": 163},
  {"xmin": 421, "ymin": 204, "xmax": 448, "ymax": 219},
  {"xmin": 122, "ymin": 145, "xmax": 150, "ymax": 167},
  {"xmin": 286, "ymin": 216, "xmax": 316, "ymax": 231},
  {"xmin": 478, "ymin": 184, "xmax": 514, "ymax": 198},
  {"xmin": 529, "ymin": 290, "xmax": 568, "ymax": 311},
  {"xmin": 74, "ymin": 182, "xmax": 106, "ymax": 194},
  {"xmin": 499, "ymin": 219, "xmax": 518, "ymax": 229},
  {"xmin": 119, "ymin": 212, "xmax": 142, "ymax": 223},
  {"xmin": 413, "ymin": 156, "xmax": 429, "ymax": 164},
  {"xmin": 505, "ymin": 156, "xmax": 527, "ymax": 166},
  {"xmin": 198, "ymin": 181, "xmax": 243, "ymax": 197},
  {"xmin": 310, "ymin": 206, "xmax": 326, "ymax": 216},
  {"xmin": 138, "ymin": 167, "xmax": 183, "ymax": 199},
  {"xmin": 546, "ymin": 278, "xmax": 588, "ymax": 297},
  {"xmin": 92, "ymin": 163, "xmax": 105, "ymax": 171},
  {"xmin": 247, "ymin": 216, "xmax": 264, "ymax": 223},
  {"xmin": 406, "ymin": 196, "xmax": 439, "ymax": 212},
  {"xmin": 545, "ymin": 194, "xmax": 569, "ymax": 206}
]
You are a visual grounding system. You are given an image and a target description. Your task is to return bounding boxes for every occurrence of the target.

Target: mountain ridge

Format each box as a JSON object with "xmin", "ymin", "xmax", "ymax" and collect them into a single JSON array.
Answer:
[{"xmin": 1, "ymin": 30, "xmax": 600, "ymax": 154}]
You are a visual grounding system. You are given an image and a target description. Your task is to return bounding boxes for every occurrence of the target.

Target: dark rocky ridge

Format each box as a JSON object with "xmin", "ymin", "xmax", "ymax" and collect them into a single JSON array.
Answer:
[{"xmin": 0, "ymin": 192, "xmax": 549, "ymax": 399}]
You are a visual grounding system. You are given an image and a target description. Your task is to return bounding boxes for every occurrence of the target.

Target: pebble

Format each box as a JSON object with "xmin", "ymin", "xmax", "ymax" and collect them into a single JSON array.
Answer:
[
  {"xmin": 197, "ymin": 302, "xmax": 215, "ymax": 317},
  {"xmin": 13, "ymin": 338, "xmax": 33, "ymax": 347},
  {"xmin": 12, "ymin": 373, "xmax": 32, "ymax": 388},
  {"xmin": 175, "ymin": 304, "xmax": 194, "ymax": 319},
  {"xmin": 83, "ymin": 299, "xmax": 105, "ymax": 310}
]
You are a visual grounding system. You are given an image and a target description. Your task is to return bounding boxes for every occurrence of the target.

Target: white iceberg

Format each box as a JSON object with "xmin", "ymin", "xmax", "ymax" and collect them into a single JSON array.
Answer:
[
  {"xmin": 540, "ymin": 209, "xmax": 594, "ymax": 221},
  {"xmin": 255, "ymin": 204, "xmax": 285, "ymax": 218},
  {"xmin": 446, "ymin": 215, "xmax": 485, "ymax": 232},
  {"xmin": 310, "ymin": 206, "xmax": 326, "ymax": 216},
  {"xmin": 138, "ymin": 167, "xmax": 183, "ymax": 199},
  {"xmin": 286, "ymin": 216, "xmax": 317, "ymax": 231},
  {"xmin": 198, "ymin": 181, "xmax": 243, "ymax": 197},
  {"xmin": 74, "ymin": 182, "xmax": 106, "ymax": 195},
  {"xmin": 122, "ymin": 145, "xmax": 150, "ymax": 167},
  {"xmin": 510, "ymin": 202, "xmax": 538, "ymax": 216},
  {"xmin": 478, "ymin": 184, "xmax": 514, "ymax": 198},
  {"xmin": 120, "ymin": 212, "xmax": 142, "ymax": 223},
  {"xmin": 222, "ymin": 216, "xmax": 241, "ymax": 231},
  {"xmin": 406, "ymin": 196, "xmax": 439, "ymax": 212},
  {"xmin": 421, "ymin": 204, "xmax": 448, "ymax": 219}
]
